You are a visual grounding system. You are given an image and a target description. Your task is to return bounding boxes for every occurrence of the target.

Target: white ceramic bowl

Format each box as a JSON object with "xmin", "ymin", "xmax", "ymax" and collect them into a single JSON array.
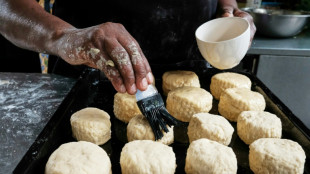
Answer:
[{"xmin": 195, "ymin": 17, "xmax": 250, "ymax": 69}]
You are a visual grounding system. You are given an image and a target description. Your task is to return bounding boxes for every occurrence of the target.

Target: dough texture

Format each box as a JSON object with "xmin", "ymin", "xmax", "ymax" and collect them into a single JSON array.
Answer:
[
  {"xmin": 162, "ymin": 70, "xmax": 200, "ymax": 96},
  {"xmin": 127, "ymin": 114, "xmax": 174, "ymax": 145},
  {"xmin": 210, "ymin": 72, "xmax": 251, "ymax": 100},
  {"xmin": 185, "ymin": 138, "xmax": 237, "ymax": 174},
  {"xmin": 166, "ymin": 86, "xmax": 213, "ymax": 122},
  {"xmin": 249, "ymin": 138, "xmax": 306, "ymax": 174},
  {"xmin": 237, "ymin": 111, "xmax": 282, "ymax": 145},
  {"xmin": 187, "ymin": 113, "xmax": 234, "ymax": 145},
  {"xmin": 45, "ymin": 141, "xmax": 112, "ymax": 174},
  {"xmin": 218, "ymin": 88, "xmax": 265, "ymax": 122},
  {"xmin": 114, "ymin": 92, "xmax": 141, "ymax": 123},
  {"xmin": 120, "ymin": 140, "xmax": 176, "ymax": 174},
  {"xmin": 70, "ymin": 107, "xmax": 111, "ymax": 145}
]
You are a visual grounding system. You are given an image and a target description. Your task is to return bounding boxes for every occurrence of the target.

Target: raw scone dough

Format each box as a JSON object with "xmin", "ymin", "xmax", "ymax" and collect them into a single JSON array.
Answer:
[
  {"xmin": 187, "ymin": 113, "xmax": 234, "ymax": 145},
  {"xmin": 45, "ymin": 141, "xmax": 112, "ymax": 174},
  {"xmin": 166, "ymin": 86, "xmax": 213, "ymax": 122},
  {"xmin": 185, "ymin": 138, "xmax": 237, "ymax": 174},
  {"xmin": 127, "ymin": 114, "xmax": 174, "ymax": 145},
  {"xmin": 114, "ymin": 92, "xmax": 141, "ymax": 123},
  {"xmin": 218, "ymin": 88, "xmax": 266, "ymax": 122},
  {"xmin": 120, "ymin": 140, "xmax": 176, "ymax": 174},
  {"xmin": 70, "ymin": 107, "xmax": 111, "ymax": 145},
  {"xmin": 249, "ymin": 138, "xmax": 306, "ymax": 174},
  {"xmin": 210, "ymin": 72, "xmax": 251, "ymax": 100},
  {"xmin": 162, "ymin": 70, "xmax": 200, "ymax": 96},
  {"xmin": 237, "ymin": 111, "xmax": 282, "ymax": 145}
]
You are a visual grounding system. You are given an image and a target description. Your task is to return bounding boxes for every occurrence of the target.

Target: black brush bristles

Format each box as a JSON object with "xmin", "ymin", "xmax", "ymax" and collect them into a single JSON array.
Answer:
[{"xmin": 137, "ymin": 93, "xmax": 179, "ymax": 140}]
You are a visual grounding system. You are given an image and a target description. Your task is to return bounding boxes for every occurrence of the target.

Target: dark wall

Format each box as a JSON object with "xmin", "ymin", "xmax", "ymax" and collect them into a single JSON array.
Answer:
[{"xmin": 0, "ymin": 35, "xmax": 41, "ymax": 73}]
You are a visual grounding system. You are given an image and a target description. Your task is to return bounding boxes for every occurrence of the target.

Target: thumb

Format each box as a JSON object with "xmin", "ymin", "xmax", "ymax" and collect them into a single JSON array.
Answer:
[
  {"xmin": 221, "ymin": 7, "xmax": 234, "ymax": 17},
  {"xmin": 222, "ymin": 12, "xmax": 234, "ymax": 17}
]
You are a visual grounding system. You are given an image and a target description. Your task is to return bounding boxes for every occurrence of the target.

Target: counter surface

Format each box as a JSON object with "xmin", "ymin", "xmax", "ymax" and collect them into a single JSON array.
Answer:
[
  {"xmin": 0, "ymin": 73, "xmax": 76, "ymax": 174},
  {"xmin": 248, "ymin": 29, "xmax": 310, "ymax": 56}
]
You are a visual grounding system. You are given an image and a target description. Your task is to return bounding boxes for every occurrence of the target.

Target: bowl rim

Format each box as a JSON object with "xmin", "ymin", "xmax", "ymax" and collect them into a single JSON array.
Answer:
[
  {"xmin": 195, "ymin": 17, "xmax": 250, "ymax": 44},
  {"xmin": 242, "ymin": 7, "xmax": 310, "ymax": 17}
]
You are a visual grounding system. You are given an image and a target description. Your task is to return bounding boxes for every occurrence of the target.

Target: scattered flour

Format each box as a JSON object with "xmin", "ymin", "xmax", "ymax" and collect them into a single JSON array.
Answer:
[
  {"xmin": 0, "ymin": 73, "xmax": 75, "ymax": 173},
  {"xmin": 128, "ymin": 42, "xmax": 142, "ymax": 65},
  {"xmin": 111, "ymin": 47, "xmax": 130, "ymax": 67},
  {"xmin": 88, "ymin": 48, "xmax": 100, "ymax": 59}
]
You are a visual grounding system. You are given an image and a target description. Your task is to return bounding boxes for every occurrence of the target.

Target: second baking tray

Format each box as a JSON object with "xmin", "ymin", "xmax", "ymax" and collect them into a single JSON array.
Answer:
[{"xmin": 14, "ymin": 62, "xmax": 310, "ymax": 174}]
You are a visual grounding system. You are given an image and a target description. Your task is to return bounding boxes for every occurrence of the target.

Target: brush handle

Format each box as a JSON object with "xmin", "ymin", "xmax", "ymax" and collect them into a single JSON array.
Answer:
[{"xmin": 135, "ymin": 84, "xmax": 158, "ymax": 101}]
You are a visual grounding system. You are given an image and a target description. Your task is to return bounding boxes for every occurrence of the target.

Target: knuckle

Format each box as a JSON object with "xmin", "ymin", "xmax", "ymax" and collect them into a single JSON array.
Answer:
[
  {"xmin": 104, "ymin": 22, "xmax": 114, "ymax": 27},
  {"xmin": 116, "ymin": 23, "xmax": 125, "ymax": 29},
  {"xmin": 91, "ymin": 28, "xmax": 104, "ymax": 41}
]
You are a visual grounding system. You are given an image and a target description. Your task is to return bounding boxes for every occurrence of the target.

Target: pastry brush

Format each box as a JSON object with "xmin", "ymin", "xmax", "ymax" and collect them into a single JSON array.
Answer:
[{"xmin": 136, "ymin": 84, "xmax": 179, "ymax": 140}]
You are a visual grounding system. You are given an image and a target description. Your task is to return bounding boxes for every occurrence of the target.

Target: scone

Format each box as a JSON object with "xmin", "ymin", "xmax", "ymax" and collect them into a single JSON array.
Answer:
[
  {"xmin": 249, "ymin": 138, "xmax": 306, "ymax": 174},
  {"xmin": 127, "ymin": 114, "xmax": 174, "ymax": 145},
  {"xmin": 218, "ymin": 88, "xmax": 265, "ymax": 122},
  {"xmin": 162, "ymin": 70, "xmax": 200, "ymax": 96},
  {"xmin": 185, "ymin": 138, "xmax": 237, "ymax": 174},
  {"xmin": 210, "ymin": 72, "xmax": 251, "ymax": 100},
  {"xmin": 187, "ymin": 113, "xmax": 234, "ymax": 145},
  {"xmin": 166, "ymin": 86, "xmax": 213, "ymax": 122},
  {"xmin": 45, "ymin": 141, "xmax": 112, "ymax": 174},
  {"xmin": 70, "ymin": 107, "xmax": 111, "ymax": 145},
  {"xmin": 113, "ymin": 92, "xmax": 141, "ymax": 123},
  {"xmin": 237, "ymin": 111, "xmax": 282, "ymax": 145},
  {"xmin": 120, "ymin": 140, "xmax": 176, "ymax": 174}
]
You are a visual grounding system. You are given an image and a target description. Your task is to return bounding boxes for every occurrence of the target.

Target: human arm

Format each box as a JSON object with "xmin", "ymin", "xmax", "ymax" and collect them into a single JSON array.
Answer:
[
  {"xmin": 217, "ymin": 0, "xmax": 256, "ymax": 43},
  {"xmin": 0, "ymin": 0, "xmax": 153, "ymax": 94}
]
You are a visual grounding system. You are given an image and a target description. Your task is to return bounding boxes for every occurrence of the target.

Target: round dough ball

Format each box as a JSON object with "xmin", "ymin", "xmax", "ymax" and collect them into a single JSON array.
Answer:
[
  {"xmin": 162, "ymin": 70, "xmax": 200, "ymax": 96},
  {"xmin": 218, "ymin": 88, "xmax": 266, "ymax": 122},
  {"xmin": 188, "ymin": 113, "xmax": 234, "ymax": 145},
  {"xmin": 210, "ymin": 72, "xmax": 251, "ymax": 100},
  {"xmin": 166, "ymin": 86, "xmax": 213, "ymax": 122},
  {"xmin": 45, "ymin": 141, "xmax": 112, "ymax": 174},
  {"xmin": 120, "ymin": 140, "xmax": 176, "ymax": 174},
  {"xmin": 70, "ymin": 107, "xmax": 111, "ymax": 145},
  {"xmin": 249, "ymin": 138, "xmax": 306, "ymax": 174},
  {"xmin": 237, "ymin": 111, "xmax": 282, "ymax": 145},
  {"xmin": 185, "ymin": 138, "xmax": 237, "ymax": 174},
  {"xmin": 127, "ymin": 114, "xmax": 174, "ymax": 145},
  {"xmin": 114, "ymin": 92, "xmax": 141, "ymax": 123}
]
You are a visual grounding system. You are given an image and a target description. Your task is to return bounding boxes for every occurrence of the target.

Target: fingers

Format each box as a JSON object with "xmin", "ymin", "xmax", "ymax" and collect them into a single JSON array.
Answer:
[
  {"xmin": 121, "ymin": 40, "xmax": 148, "ymax": 91},
  {"xmin": 234, "ymin": 10, "xmax": 257, "ymax": 46},
  {"xmin": 116, "ymin": 24, "xmax": 154, "ymax": 86},
  {"xmin": 104, "ymin": 38, "xmax": 138, "ymax": 94},
  {"xmin": 119, "ymin": 39, "xmax": 154, "ymax": 91},
  {"xmin": 139, "ymin": 49, "xmax": 154, "ymax": 84},
  {"xmin": 221, "ymin": 6, "xmax": 234, "ymax": 17},
  {"xmin": 86, "ymin": 54, "xmax": 127, "ymax": 93},
  {"xmin": 113, "ymin": 24, "xmax": 153, "ymax": 92}
]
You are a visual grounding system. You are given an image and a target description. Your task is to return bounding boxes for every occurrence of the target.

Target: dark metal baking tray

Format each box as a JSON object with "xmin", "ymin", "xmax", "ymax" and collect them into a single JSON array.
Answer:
[{"xmin": 13, "ymin": 61, "xmax": 310, "ymax": 174}]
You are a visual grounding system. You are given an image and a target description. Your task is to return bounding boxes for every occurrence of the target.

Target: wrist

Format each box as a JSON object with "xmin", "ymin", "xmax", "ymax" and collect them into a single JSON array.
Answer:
[{"xmin": 46, "ymin": 25, "xmax": 76, "ymax": 56}]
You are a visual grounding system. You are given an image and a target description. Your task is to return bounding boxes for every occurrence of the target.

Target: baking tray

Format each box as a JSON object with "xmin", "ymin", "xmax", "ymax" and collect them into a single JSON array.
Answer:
[{"xmin": 13, "ymin": 61, "xmax": 310, "ymax": 174}]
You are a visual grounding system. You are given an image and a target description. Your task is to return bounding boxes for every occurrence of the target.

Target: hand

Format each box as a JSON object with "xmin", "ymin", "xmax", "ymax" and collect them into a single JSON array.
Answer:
[
  {"xmin": 55, "ymin": 22, "xmax": 154, "ymax": 95},
  {"xmin": 219, "ymin": 5, "xmax": 256, "ymax": 45}
]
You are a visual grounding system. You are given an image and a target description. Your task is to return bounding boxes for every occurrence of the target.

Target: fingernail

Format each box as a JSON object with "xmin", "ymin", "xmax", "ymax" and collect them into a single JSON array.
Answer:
[
  {"xmin": 146, "ymin": 72, "xmax": 154, "ymax": 83},
  {"xmin": 130, "ymin": 83, "xmax": 136, "ymax": 93},
  {"xmin": 120, "ymin": 84, "xmax": 126, "ymax": 93},
  {"xmin": 141, "ymin": 78, "xmax": 148, "ymax": 89}
]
